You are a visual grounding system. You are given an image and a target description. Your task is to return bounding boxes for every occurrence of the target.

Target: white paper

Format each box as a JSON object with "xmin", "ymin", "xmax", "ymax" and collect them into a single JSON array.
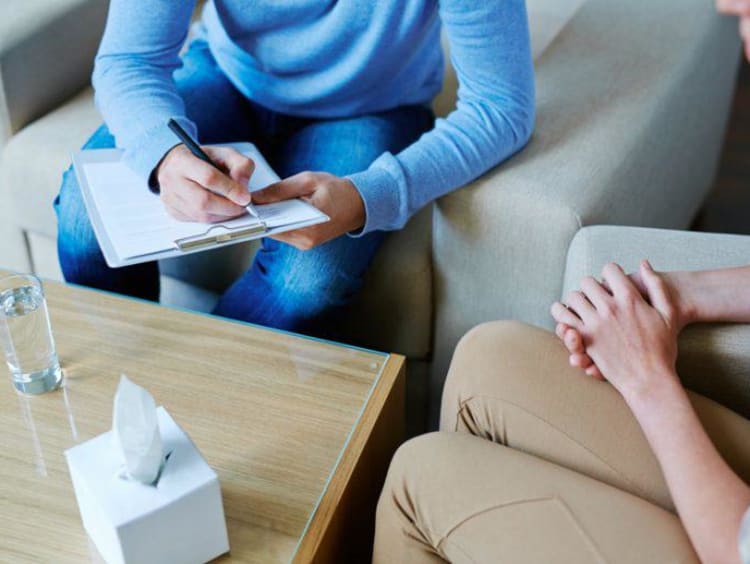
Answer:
[
  {"xmin": 112, "ymin": 375, "xmax": 164, "ymax": 485},
  {"xmin": 82, "ymin": 145, "xmax": 325, "ymax": 260}
]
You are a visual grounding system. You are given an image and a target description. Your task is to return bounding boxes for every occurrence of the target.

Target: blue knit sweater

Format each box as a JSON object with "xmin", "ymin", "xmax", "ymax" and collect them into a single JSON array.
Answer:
[{"xmin": 93, "ymin": 0, "xmax": 535, "ymax": 235}]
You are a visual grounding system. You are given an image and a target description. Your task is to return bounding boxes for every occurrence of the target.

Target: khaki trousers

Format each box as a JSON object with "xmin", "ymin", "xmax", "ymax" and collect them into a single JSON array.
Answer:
[{"xmin": 374, "ymin": 322, "xmax": 750, "ymax": 563}]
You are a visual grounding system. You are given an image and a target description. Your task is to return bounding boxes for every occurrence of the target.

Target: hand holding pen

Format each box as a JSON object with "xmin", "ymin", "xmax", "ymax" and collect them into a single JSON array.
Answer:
[{"xmin": 153, "ymin": 118, "xmax": 258, "ymax": 223}]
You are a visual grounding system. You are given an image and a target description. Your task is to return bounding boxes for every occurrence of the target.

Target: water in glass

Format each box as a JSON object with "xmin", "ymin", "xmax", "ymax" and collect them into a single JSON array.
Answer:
[{"xmin": 0, "ymin": 281, "xmax": 62, "ymax": 394}]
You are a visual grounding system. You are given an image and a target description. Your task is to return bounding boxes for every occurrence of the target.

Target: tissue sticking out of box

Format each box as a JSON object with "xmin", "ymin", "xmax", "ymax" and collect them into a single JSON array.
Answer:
[{"xmin": 112, "ymin": 375, "xmax": 164, "ymax": 485}]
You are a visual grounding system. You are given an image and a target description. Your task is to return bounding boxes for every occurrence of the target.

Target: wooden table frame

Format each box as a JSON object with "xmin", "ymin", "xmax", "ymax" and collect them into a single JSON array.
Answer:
[{"xmin": 297, "ymin": 355, "xmax": 405, "ymax": 563}]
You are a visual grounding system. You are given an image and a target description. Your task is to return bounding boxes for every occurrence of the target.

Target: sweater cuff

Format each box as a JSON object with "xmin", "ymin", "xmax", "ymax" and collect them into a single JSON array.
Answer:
[
  {"xmin": 121, "ymin": 117, "xmax": 197, "ymax": 191},
  {"xmin": 346, "ymin": 154, "xmax": 401, "ymax": 237}
]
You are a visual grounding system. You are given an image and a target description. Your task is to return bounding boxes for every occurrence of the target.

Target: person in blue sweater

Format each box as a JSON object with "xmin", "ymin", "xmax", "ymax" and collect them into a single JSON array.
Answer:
[{"xmin": 55, "ymin": 1, "xmax": 534, "ymax": 336}]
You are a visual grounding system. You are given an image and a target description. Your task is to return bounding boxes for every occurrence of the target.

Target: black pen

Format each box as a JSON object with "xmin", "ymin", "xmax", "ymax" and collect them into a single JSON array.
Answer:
[{"xmin": 167, "ymin": 118, "xmax": 259, "ymax": 218}]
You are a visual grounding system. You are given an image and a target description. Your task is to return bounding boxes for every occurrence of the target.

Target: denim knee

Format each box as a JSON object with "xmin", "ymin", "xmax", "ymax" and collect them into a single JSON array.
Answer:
[{"xmin": 55, "ymin": 168, "xmax": 104, "ymax": 279}]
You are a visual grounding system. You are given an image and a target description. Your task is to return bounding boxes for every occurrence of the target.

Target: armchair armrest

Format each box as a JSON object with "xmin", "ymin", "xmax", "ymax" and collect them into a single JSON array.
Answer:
[
  {"xmin": 563, "ymin": 225, "xmax": 750, "ymax": 417},
  {"xmin": 0, "ymin": 0, "xmax": 107, "ymax": 148},
  {"xmin": 562, "ymin": 226, "xmax": 750, "ymax": 291},
  {"xmin": 430, "ymin": 0, "xmax": 739, "ymax": 421},
  {"xmin": 679, "ymin": 324, "xmax": 750, "ymax": 419}
]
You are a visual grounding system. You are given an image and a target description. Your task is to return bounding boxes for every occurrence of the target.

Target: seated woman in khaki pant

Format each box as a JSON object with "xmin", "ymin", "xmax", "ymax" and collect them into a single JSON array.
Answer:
[{"xmin": 374, "ymin": 262, "xmax": 750, "ymax": 563}]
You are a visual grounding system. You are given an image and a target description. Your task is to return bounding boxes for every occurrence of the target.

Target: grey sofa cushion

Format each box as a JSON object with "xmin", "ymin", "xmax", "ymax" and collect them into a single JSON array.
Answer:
[
  {"xmin": 2, "ymin": 89, "xmax": 100, "ymax": 240},
  {"xmin": 0, "ymin": 0, "xmax": 107, "ymax": 146}
]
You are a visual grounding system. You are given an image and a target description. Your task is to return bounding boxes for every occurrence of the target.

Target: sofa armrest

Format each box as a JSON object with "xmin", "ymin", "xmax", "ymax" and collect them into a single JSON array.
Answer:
[
  {"xmin": 562, "ymin": 226, "xmax": 750, "ymax": 293},
  {"xmin": 563, "ymin": 225, "xmax": 750, "ymax": 417},
  {"xmin": 679, "ymin": 324, "xmax": 750, "ymax": 419},
  {"xmin": 0, "ymin": 0, "xmax": 108, "ymax": 148},
  {"xmin": 429, "ymin": 0, "xmax": 739, "ymax": 423}
]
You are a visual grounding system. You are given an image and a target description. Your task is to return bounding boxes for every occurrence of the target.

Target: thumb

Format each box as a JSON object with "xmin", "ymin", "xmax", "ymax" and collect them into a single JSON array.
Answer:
[
  {"xmin": 640, "ymin": 260, "xmax": 675, "ymax": 321},
  {"xmin": 253, "ymin": 174, "xmax": 314, "ymax": 204},
  {"xmin": 205, "ymin": 146, "xmax": 255, "ymax": 186}
]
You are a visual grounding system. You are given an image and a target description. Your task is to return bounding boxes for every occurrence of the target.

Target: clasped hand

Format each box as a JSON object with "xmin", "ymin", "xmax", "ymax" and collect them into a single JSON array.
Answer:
[
  {"xmin": 156, "ymin": 144, "xmax": 365, "ymax": 250},
  {"xmin": 550, "ymin": 261, "xmax": 685, "ymax": 404}
]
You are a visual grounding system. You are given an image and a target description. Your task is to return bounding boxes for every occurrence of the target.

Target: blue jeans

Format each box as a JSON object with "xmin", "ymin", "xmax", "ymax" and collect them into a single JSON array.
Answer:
[{"xmin": 54, "ymin": 40, "xmax": 433, "ymax": 337}]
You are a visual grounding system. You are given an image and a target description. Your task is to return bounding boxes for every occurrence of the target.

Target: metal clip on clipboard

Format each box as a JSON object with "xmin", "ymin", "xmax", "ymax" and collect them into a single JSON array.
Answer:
[{"xmin": 174, "ymin": 220, "xmax": 268, "ymax": 252}]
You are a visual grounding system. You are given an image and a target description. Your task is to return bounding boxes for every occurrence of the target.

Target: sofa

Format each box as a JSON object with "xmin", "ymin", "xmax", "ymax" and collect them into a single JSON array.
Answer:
[{"xmin": 0, "ymin": 0, "xmax": 740, "ymax": 431}]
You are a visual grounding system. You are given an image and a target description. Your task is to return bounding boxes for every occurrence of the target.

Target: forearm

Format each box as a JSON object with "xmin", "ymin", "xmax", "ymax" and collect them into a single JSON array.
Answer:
[
  {"xmin": 627, "ymin": 377, "xmax": 750, "ymax": 563},
  {"xmin": 93, "ymin": 0, "xmax": 196, "ymax": 178},
  {"xmin": 347, "ymin": 0, "xmax": 534, "ymax": 235},
  {"xmin": 672, "ymin": 266, "xmax": 750, "ymax": 324}
]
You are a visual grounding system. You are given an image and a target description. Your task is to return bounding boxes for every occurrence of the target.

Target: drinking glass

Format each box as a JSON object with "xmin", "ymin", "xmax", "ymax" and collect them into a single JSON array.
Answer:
[{"xmin": 0, "ymin": 274, "xmax": 62, "ymax": 394}]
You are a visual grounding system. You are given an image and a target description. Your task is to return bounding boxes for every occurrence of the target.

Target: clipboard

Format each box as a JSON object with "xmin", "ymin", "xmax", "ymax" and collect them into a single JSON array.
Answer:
[{"xmin": 72, "ymin": 143, "xmax": 329, "ymax": 268}]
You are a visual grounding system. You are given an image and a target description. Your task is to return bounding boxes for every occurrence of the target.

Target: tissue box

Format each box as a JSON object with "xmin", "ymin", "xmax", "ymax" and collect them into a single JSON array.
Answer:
[{"xmin": 65, "ymin": 407, "xmax": 230, "ymax": 564}]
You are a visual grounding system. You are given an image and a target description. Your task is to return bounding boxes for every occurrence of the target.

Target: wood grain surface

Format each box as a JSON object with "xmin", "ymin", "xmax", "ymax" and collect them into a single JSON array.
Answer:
[{"xmin": 0, "ymin": 276, "xmax": 403, "ymax": 563}]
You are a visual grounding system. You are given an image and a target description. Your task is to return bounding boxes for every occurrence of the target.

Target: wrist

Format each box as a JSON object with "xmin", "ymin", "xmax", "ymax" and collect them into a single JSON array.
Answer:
[
  {"xmin": 343, "ymin": 178, "xmax": 366, "ymax": 231},
  {"xmin": 666, "ymin": 271, "xmax": 700, "ymax": 328},
  {"xmin": 622, "ymin": 368, "xmax": 686, "ymax": 417},
  {"xmin": 150, "ymin": 143, "xmax": 182, "ymax": 193}
]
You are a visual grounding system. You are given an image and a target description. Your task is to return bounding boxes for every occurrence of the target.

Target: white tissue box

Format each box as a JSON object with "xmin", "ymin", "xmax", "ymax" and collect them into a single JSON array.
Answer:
[{"xmin": 65, "ymin": 407, "xmax": 230, "ymax": 564}]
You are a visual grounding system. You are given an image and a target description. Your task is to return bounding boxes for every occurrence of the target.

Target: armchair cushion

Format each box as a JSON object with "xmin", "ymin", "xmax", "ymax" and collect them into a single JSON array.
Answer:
[
  {"xmin": 1, "ymin": 89, "xmax": 101, "ymax": 240},
  {"xmin": 0, "ymin": 0, "xmax": 107, "ymax": 147}
]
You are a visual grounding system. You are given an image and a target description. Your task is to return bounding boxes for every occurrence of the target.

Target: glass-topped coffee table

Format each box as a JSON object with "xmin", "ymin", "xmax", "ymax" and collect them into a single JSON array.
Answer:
[{"xmin": 0, "ymin": 275, "xmax": 405, "ymax": 563}]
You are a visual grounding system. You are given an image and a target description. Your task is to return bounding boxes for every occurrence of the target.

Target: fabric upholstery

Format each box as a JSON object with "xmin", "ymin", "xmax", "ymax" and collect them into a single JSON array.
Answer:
[
  {"xmin": 0, "ymin": 0, "xmax": 106, "ymax": 273},
  {"xmin": 0, "ymin": 0, "xmax": 107, "ymax": 146},
  {"xmin": 431, "ymin": 0, "xmax": 587, "ymax": 118},
  {"xmin": 430, "ymin": 0, "xmax": 740, "ymax": 424},
  {"xmin": 2, "ymin": 90, "xmax": 101, "ymax": 241},
  {"xmin": 564, "ymin": 225, "xmax": 750, "ymax": 418},
  {"xmin": 27, "ymin": 231, "xmax": 62, "ymax": 281},
  {"xmin": 0, "ymin": 0, "xmax": 740, "ymax": 431}
]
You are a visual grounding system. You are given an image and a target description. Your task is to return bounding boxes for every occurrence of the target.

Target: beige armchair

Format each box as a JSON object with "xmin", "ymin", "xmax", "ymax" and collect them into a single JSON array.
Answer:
[{"xmin": 0, "ymin": 0, "xmax": 741, "ymax": 431}]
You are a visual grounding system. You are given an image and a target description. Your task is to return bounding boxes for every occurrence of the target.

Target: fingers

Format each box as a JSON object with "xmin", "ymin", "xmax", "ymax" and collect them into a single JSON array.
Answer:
[
  {"xmin": 204, "ymin": 146, "xmax": 255, "ymax": 187},
  {"xmin": 253, "ymin": 172, "xmax": 317, "ymax": 204},
  {"xmin": 555, "ymin": 322, "xmax": 567, "ymax": 340},
  {"xmin": 551, "ymin": 302, "xmax": 582, "ymax": 329},
  {"xmin": 742, "ymin": 15, "xmax": 750, "ymax": 41},
  {"xmin": 556, "ymin": 322, "xmax": 586, "ymax": 355},
  {"xmin": 163, "ymin": 206, "xmax": 192, "ymax": 222},
  {"xmin": 564, "ymin": 290, "xmax": 596, "ymax": 323},
  {"xmin": 270, "ymin": 229, "xmax": 317, "ymax": 251},
  {"xmin": 161, "ymin": 179, "xmax": 246, "ymax": 223},
  {"xmin": 601, "ymin": 262, "xmax": 642, "ymax": 304},
  {"xmin": 183, "ymin": 152, "xmax": 252, "ymax": 207},
  {"xmin": 569, "ymin": 351, "xmax": 603, "ymax": 380},
  {"xmin": 569, "ymin": 352, "xmax": 592, "ymax": 369},
  {"xmin": 563, "ymin": 326, "xmax": 585, "ymax": 354},
  {"xmin": 579, "ymin": 276, "xmax": 612, "ymax": 311},
  {"xmin": 586, "ymin": 365, "xmax": 605, "ymax": 381},
  {"xmin": 639, "ymin": 260, "xmax": 676, "ymax": 320},
  {"xmin": 626, "ymin": 270, "xmax": 647, "ymax": 296},
  {"xmin": 717, "ymin": 0, "xmax": 750, "ymax": 16}
]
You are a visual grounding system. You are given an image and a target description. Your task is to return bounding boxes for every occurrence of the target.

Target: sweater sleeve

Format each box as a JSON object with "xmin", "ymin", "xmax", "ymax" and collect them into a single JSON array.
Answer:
[
  {"xmin": 92, "ymin": 0, "xmax": 197, "ymax": 180},
  {"xmin": 347, "ymin": 0, "xmax": 535, "ymax": 236}
]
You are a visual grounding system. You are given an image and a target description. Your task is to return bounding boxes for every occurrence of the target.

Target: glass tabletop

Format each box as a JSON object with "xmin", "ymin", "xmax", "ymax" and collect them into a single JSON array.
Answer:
[{"xmin": 0, "ymin": 277, "xmax": 387, "ymax": 562}]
